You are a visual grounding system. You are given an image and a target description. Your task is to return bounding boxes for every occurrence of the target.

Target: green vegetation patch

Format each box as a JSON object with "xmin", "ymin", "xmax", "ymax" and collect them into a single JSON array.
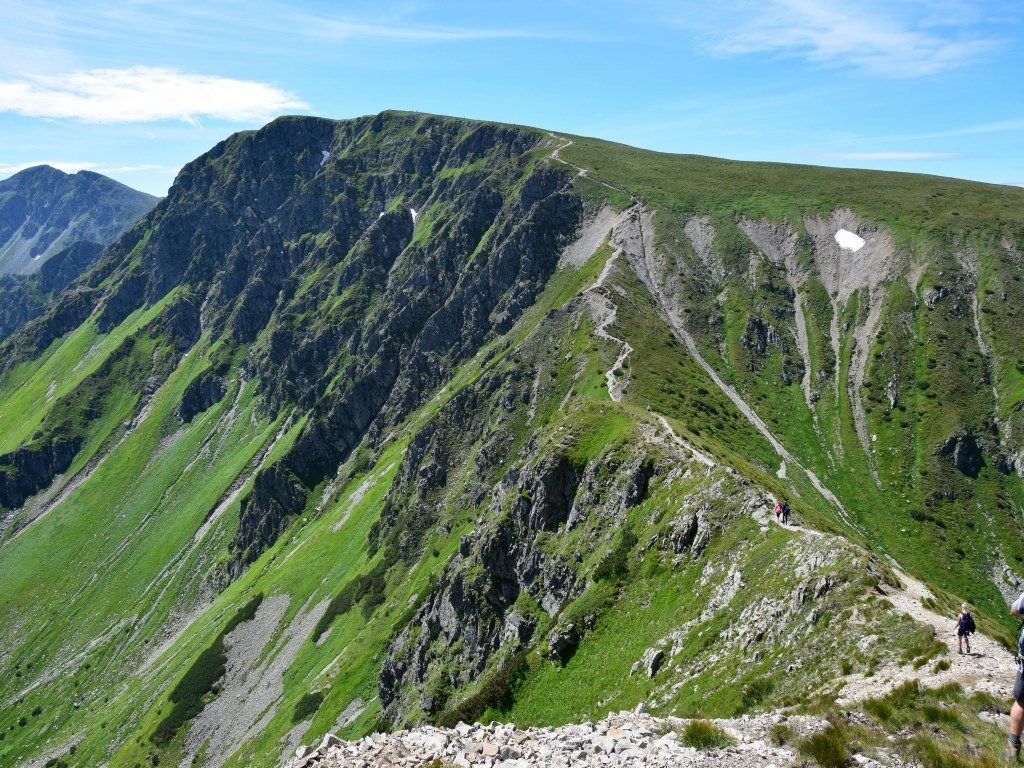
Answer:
[{"xmin": 680, "ymin": 720, "xmax": 734, "ymax": 750}]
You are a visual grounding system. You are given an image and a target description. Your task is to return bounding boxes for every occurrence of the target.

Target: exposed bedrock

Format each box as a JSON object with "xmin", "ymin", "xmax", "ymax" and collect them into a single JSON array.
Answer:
[
  {"xmin": 379, "ymin": 448, "xmax": 655, "ymax": 725},
  {"xmin": 0, "ymin": 439, "xmax": 81, "ymax": 511}
]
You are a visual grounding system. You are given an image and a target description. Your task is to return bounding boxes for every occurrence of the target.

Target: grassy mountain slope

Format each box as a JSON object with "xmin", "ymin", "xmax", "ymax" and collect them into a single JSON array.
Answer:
[{"xmin": 0, "ymin": 112, "xmax": 1022, "ymax": 768}]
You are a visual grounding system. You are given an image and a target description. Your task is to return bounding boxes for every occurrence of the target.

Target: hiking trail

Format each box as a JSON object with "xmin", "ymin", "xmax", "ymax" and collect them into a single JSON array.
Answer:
[{"xmin": 838, "ymin": 567, "xmax": 1014, "ymax": 705}]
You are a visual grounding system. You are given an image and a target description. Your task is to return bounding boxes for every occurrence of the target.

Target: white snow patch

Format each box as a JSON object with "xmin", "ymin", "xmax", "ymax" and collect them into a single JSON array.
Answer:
[
  {"xmin": 320, "ymin": 150, "xmax": 330, "ymax": 167},
  {"xmin": 834, "ymin": 228, "xmax": 865, "ymax": 252},
  {"xmin": 409, "ymin": 207, "xmax": 418, "ymax": 224}
]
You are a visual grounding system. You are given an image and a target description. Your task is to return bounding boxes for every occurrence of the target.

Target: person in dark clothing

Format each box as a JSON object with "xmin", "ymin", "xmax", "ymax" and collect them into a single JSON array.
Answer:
[
  {"xmin": 953, "ymin": 604, "xmax": 973, "ymax": 654},
  {"xmin": 781, "ymin": 502, "xmax": 791, "ymax": 525}
]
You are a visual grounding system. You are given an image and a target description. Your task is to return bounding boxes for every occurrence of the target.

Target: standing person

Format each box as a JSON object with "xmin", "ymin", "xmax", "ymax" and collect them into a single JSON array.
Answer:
[
  {"xmin": 1008, "ymin": 592, "xmax": 1024, "ymax": 760},
  {"xmin": 773, "ymin": 499, "xmax": 782, "ymax": 523},
  {"xmin": 781, "ymin": 501, "xmax": 791, "ymax": 525},
  {"xmin": 953, "ymin": 604, "xmax": 974, "ymax": 654}
]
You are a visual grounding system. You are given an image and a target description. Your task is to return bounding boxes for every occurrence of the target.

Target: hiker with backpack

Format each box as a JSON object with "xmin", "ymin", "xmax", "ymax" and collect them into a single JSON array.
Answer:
[
  {"xmin": 773, "ymin": 499, "xmax": 782, "ymax": 523},
  {"xmin": 1007, "ymin": 592, "xmax": 1024, "ymax": 760},
  {"xmin": 781, "ymin": 501, "xmax": 791, "ymax": 525},
  {"xmin": 954, "ymin": 604, "xmax": 975, "ymax": 654}
]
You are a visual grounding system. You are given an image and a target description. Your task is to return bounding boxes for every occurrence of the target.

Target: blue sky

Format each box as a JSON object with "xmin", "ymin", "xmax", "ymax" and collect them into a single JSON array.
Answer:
[{"xmin": 0, "ymin": 0, "xmax": 1021, "ymax": 196}]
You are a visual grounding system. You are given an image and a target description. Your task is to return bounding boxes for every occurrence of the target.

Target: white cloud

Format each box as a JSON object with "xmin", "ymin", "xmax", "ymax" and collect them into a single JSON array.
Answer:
[
  {"xmin": 0, "ymin": 66, "xmax": 308, "ymax": 124},
  {"xmin": 0, "ymin": 160, "xmax": 99, "ymax": 174},
  {"xmin": 678, "ymin": 0, "xmax": 998, "ymax": 77},
  {"xmin": 826, "ymin": 151, "xmax": 962, "ymax": 160}
]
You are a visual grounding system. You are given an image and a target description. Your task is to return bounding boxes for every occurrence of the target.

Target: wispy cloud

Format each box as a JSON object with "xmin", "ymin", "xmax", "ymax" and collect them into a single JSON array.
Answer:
[
  {"xmin": 0, "ymin": 66, "xmax": 308, "ymax": 124},
  {"xmin": 0, "ymin": 160, "xmax": 182, "ymax": 177},
  {"xmin": 0, "ymin": 160, "xmax": 98, "ymax": 174},
  {"xmin": 99, "ymin": 164, "xmax": 179, "ymax": 174},
  {"xmin": 826, "ymin": 150, "xmax": 963, "ymax": 160},
  {"xmin": 675, "ymin": 0, "xmax": 999, "ymax": 77},
  {"xmin": 902, "ymin": 117, "xmax": 1024, "ymax": 140},
  {"xmin": 286, "ymin": 15, "xmax": 553, "ymax": 42}
]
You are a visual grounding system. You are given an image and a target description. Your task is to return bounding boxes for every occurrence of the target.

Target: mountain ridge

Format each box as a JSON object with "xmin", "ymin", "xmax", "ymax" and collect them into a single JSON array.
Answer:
[{"xmin": 0, "ymin": 111, "xmax": 1022, "ymax": 768}]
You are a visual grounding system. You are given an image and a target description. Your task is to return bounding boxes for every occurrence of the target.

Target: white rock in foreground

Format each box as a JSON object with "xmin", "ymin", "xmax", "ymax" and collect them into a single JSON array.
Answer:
[
  {"xmin": 287, "ymin": 710, "xmax": 833, "ymax": 767},
  {"xmin": 834, "ymin": 228, "xmax": 865, "ymax": 252}
]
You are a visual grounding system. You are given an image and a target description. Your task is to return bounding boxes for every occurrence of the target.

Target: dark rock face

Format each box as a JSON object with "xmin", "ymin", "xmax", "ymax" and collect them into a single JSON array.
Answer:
[
  {"xmin": 741, "ymin": 316, "xmax": 770, "ymax": 357},
  {"xmin": 378, "ymin": 455, "xmax": 583, "ymax": 719},
  {"xmin": 0, "ymin": 440, "xmax": 81, "ymax": 511},
  {"xmin": 545, "ymin": 623, "xmax": 580, "ymax": 663},
  {"xmin": 217, "ymin": 116, "xmax": 581, "ymax": 572},
  {"xmin": 739, "ymin": 314, "xmax": 804, "ymax": 385},
  {"xmin": 0, "ymin": 165, "xmax": 157, "ymax": 274},
  {"xmin": 178, "ymin": 373, "xmax": 227, "ymax": 423},
  {"xmin": 939, "ymin": 430, "xmax": 984, "ymax": 477},
  {"xmin": 377, "ymin": 445, "xmax": 657, "ymax": 725}
]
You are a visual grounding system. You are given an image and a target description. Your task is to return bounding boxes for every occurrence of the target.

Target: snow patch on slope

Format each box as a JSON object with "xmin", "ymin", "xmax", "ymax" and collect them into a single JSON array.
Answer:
[{"xmin": 834, "ymin": 228, "xmax": 865, "ymax": 252}]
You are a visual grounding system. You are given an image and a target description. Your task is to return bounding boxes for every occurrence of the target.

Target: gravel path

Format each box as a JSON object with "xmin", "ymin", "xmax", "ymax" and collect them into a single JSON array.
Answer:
[{"xmin": 838, "ymin": 567, "xmax": 1015, "ymax": 704}]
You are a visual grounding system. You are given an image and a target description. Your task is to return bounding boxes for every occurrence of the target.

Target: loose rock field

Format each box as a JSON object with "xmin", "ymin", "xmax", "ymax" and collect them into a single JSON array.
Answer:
[{"xmin": 289, "ymin": 710, "xmax": 840, "ymax": 768}]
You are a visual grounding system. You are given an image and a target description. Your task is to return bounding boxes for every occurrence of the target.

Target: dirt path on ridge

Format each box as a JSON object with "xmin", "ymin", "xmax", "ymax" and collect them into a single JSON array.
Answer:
[{"xmin": 838, "ymin": 567, "xmax": 1015, "ymax": 705}]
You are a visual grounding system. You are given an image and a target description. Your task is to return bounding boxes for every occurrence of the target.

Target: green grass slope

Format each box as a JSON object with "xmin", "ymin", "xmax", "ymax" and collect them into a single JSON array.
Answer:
[{"xmin": 0, "ymin": 112, "xmax": 1022, "ymax": 768}]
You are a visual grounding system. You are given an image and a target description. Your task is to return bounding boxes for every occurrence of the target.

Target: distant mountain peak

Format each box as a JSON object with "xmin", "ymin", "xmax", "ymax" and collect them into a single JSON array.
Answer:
[{"xmin": 0, "ymin": 166, "xmax": 158, "ymax": 274}]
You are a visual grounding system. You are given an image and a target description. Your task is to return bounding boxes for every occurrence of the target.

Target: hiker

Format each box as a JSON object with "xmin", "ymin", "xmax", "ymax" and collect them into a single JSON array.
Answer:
[
  {"xmin": 1008, "ymin": 592, "xmax": 1024, "ymax": 760},
  {"xmin": 781, "ymin": 501, "xmax": 791, "ymax": 525},
  {"xmin": 773, "ymin": 499, "xmax": 782, "ymax": 522},
  {"xmin": 953, "ymin": 603, "xmax": 974, "ymax": 654}
]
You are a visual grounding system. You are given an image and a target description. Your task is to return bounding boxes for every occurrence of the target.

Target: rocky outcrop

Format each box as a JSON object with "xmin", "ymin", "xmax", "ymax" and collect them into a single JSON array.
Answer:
[
  {"xmin": 178, "ymin": 373, "xmax": 227, "ymax": 423},
  {"xmin": 923, "ymin": 285, "xmax": 948, "ymax": 305},
  {"xmin": 938, "ymin": 430, "xmax": 983, "ymax": 477},
  {"xmin": 379, "ymin": 454, "xmax": 583, "ymax": 720},
  {"xmin": 231, "ymin": 465, "xmax": 307, "ymax": 569},
  {"xmin": 0, "ymin": 439, "xmax": 81, "ymax": 511},
  {"xmin": 377, "ymin": 436, "xmax": 662, "ymax": 726}
]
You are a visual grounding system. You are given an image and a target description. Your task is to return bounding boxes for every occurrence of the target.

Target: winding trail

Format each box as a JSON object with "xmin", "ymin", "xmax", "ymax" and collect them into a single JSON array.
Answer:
[
  {"xmin": 655, "ymin": 414, "xmax": 715, "ymax": 468},
  {"xmin": 584, "ymin": 242, "xmax": 634, "ymax": 404},
  {"xmin": 548, "ymin": 132, "xmax": 852, "ymax": 530}
]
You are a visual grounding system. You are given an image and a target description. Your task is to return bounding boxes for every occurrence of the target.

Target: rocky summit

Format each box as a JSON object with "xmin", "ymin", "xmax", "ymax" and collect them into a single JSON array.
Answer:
[{"xmin": 1, "ymin": 111, "xmax": 1024, "ymax": 768}]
